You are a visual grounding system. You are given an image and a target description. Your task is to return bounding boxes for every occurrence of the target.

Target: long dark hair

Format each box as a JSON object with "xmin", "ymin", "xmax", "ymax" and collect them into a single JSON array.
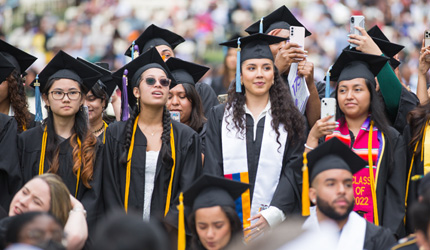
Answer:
[
  {"xmin": 182, "ymin": 83, "xmax": 206, "ymax": 132},
  {"xmin": 225, "ymin": 66, "xmax": 305, "ymax": 148},
  {"xmin": 6, "ymin": 70, "xmax": 31, "ymax": 132},
  {"xmin": 408, "ymin": 101, "xmax": 430, "ymax": 156},
  {"xmin": 335, "ymin": 78, "xmax": 391, "ymax": 137},
  {"xmin": 188, "ymin": 206, "xmax": 242, "ymax": 250},
  {"xmin": 43, "ymin": 78, "xmax": 98, "ymax": 188}
]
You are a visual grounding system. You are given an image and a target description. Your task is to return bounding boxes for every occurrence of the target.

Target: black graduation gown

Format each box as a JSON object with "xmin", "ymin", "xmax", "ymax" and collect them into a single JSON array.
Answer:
[
  {"xmin": 210, "ymin": 76, "xmax": 228, "ymax": 96},
  {"xmin": 0, "ymin": 114, "xmax": 21, "ymax": 213},
  {"xmin": 203, "ymin": 104, "xmax": 305, "ymax": 213},
  {"xmin": 199, "ymin": 123, "xmax": 207, "ymax": 154},
  {"xmin": 390, "ymin": 235, "xmax": 419, "ymax": 250},
  {"xmin": 390, "ymin": 87, "xmax": 419, "ymax": 133},
  {"xmin": 363, "ymin": 220, "xmax": 397, "ymax": 250},
  {"xmin": 17, "ymin": 125, "xmax": 104, "ymax": 234},
  {"xmin": 102, "ymin": 120, "xmax": 202, "ymax": 224},
  {"xmin": 195, "ymin": 82, "xmax": 219, "ymax": 117}
]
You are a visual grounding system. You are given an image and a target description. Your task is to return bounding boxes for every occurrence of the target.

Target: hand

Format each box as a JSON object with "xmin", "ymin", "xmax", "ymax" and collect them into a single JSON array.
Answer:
[
  {"xmin": 70, "ymin": 195, "xmax": 84, "ymax": 210},
  {"xmin": 243, "ymin": 213, "xmax": 269, "ymax": 242},
  {"xmin": 297, "ymin": 60, "xmax": 314, "ymax": 86},
  {"xmin": 275, "ymin": 42, "xmax": 307, "ymax": 75},
  {"xmin": 308, "ymin": 116, "xmax": 338, "ymax": 142},
  {"xmin": 348, "ymin": 26, "xmax": 383, "ymax": 55},
  {"xmin": 418, "ymin": 40, "xmax": 430, "ymax": 75}
]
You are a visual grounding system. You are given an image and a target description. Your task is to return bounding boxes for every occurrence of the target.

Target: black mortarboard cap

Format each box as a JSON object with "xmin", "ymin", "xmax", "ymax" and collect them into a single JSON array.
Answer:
[
  {"xmin": 124, "ymin": 24, "xmax": 185, "ymax": 57},
  {"xmin": 0, "ymin": 53, "xmax": 16, "ymax": 83},
  {"xmin": 245, "ymin": 6, "xmax": 311, "ymax": 37},
  {"xmin": 0, "ymin": 39, "xmax": 37, "ymax": 75},
  {"xmin": 31, "ymin": 50, "xmax": 102, "ymax": 93},
  {"xmin": 183, "ymin": 174, "xmax": 250, "ymax": 212},
  {"xmin": 113, "ymin": 47, "xmax": 176, "ymax": 109},
  {"xmin": 329, "ymin": 49, "xmax": 389, "ymax": 83},
  {"xmin": 165, "ymin": 57, "xmax": 210, "ymax": 86},
  {"xmin": 77, "ymin": 58, "xmax": 117, "ymax": 97},
  {"xmin": 367, "ymin": 25, "xmax": 404, "ymax": 69}
]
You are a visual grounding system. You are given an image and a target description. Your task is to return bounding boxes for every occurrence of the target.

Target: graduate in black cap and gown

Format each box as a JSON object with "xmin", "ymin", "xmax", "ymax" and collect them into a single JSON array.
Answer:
[
  {"xmin": 306, "ymin": 49, "xmax": 406, "ymax": 237},
  {"xmin": 166, "ymin": 57, "xmax": 209, "ymax": 153},
  {"xmin": 103, "ymin": 48, "xmax": 201, "ymax": 226},
  {"xmin": 294, "ymin": 137, "xmax": 396, "ymax": 250},
  {"xmin": 17, "ymin": 50, "xmax": 104, "ymax": 237},
  {"xmin": 124, "ymin": 24, "xmax": 219, "ymax": 117},
  {"xmin": 183, "ymin": 174, "xmax": 250, "ymax": 250},
  {"xmin": 0, "ymin": 39, "xmax": 39, "ymax": 132},
  {"xmin": 203, "ymin": 33, "xmax": 306, "ymax": 239},
  {"xmin": 245, "ymin": 5, "xmax": 323, "ymax": 128}
]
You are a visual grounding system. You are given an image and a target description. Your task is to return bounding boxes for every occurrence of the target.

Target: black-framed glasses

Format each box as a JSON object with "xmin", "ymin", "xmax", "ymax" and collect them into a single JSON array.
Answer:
[
  {"xmin": 142, "ymin": 77, "xmax": 171, "ymax": 87},
  {"xmin": 50, "ymin": 91, "xmax": 82, "ymax": 100}
]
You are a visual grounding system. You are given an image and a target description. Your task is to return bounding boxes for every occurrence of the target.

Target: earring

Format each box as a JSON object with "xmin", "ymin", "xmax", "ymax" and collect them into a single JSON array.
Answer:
[
  {"xmin": 312, "ymin": 199, "xmax": 316, "ymax": 204},
  {"xmin": 47, "ymin": 106, "xmax": 51, "ymax": 112},
  {"xmin": 241, "ymin": 82, "xmax": 244, "ymax": 86},
  {"xmin": 136, "ymin": 99, "xmax": 140, "ymax": 109},
  {"xmin": 80, "ymin": 105, "xmax": 83, "ymax": 111}
]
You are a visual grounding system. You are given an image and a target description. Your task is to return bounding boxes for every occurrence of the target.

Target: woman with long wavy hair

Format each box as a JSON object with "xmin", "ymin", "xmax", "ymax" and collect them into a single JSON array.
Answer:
[
  {"xmin": 203, "ymin": 34, "xmax": 306, "ymax": 240},
  {"xmin": 103, "ymin": 47, "xmax": 201, "ymax": 226},
  {"xmin": 0, "ymin": 39, "xmax": 38, "ymax": 133},
  {"xmin": 17, "ymin": 50, "xmax": 104, "ymax": 235}
]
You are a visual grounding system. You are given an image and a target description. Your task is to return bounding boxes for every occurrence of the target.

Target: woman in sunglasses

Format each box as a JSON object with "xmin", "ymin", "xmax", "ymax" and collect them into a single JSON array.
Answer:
[
  {"xmin": 103, "ymin": 48, "xmax": 201, "ymax": 226},
  {"xmin": 18, "ymin": 51, "xmax": 104, "ymax": 236}
]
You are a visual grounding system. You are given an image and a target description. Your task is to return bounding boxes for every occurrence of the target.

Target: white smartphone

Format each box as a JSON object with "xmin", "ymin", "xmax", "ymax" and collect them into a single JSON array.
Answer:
[
  {"xmin": 170, "ymin": 111, "xmax": 180, "ymax": 122},
  {"xmin": 425, "ymin": 30, "xmax": 430, "ymax": 62},
  {"xmin": 289, "ymin": 26, "xmax": 305, "ymax": 51},
  {"xmin": 349, "ymin": 15, "xmax": 365, "ymax": 48},
  {"xmin": 321, "ymin": 98, "xmax": 336, "ymax": 123}
]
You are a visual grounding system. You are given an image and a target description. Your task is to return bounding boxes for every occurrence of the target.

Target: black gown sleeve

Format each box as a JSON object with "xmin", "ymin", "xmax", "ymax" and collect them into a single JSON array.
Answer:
[
  {"xmin": 363, "ymin": 221, "xmax": 397, "ymax": 250},
  {"xmin": 202, "ymin": 104, "xmax": 225, "ymax": 176},
  {"xmin": 199, "ymin": 123, "xmax": 207, "ymax": 154},
  {"xmin": 0, "ymin": 114, "xmax": 21, "ymax": 212},
  {"xmin": 392, "ymin": 88, "xmax": 419, "ymax": 133},
  {"xmin": 195, "ymin": 82, "xmax": 220, "ymax": 117}
]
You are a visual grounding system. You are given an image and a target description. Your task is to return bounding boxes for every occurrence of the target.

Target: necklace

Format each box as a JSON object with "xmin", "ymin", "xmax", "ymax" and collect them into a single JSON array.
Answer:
[
  {"xmin": 92, "ymin": 123, "xmax": 105, "ymax": 134},
  {"xmin": 143, "ymin": 126, "xmax": 161, "ymax": 136}
]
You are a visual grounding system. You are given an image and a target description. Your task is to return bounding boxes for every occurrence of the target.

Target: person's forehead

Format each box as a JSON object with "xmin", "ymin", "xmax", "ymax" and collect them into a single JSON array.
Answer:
[{"xmin": 317, "ymin": 169, "xmax": 352, "ymax": 182}]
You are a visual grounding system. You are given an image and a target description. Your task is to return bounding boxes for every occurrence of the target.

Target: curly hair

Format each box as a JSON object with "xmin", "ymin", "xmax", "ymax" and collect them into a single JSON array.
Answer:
[
  {"xmin": 225, "ymin": 66, "xmax": 305, "ymax": 149},
  {"xmin": 6, "ymin": 70, "xmax": 31, "ymax": 132}
]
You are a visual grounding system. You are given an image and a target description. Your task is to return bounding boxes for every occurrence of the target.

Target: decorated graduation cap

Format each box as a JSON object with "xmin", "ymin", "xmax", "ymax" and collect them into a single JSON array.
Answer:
[
  {"xmin": 245, "ymin": 5, "xmax": 311, "ymax": 37},
  {"xmin": 30, "ymin": 50, "xmax": 102, "ymax": 122},
  {"xmin": 0, "ymin": 39, "xmax": 37, "ymax": 76},
  {"xmin": 165, "ymin": 57, "xmax": 209, "ymax": 86},
  {"xmin": 113, "ymin": 47, "xmax": 176, "ymax": 120},
  {"xmin": 124, "ymin": 24, "xmax": 185, "ymax": 58},
  {"xmin": 183, "ymin": 174, "xmax": 250, "ymax": 212},
  {"xmin": 77, "ymin": 58, "xmax": 117, "ymax": 97},
  {"xmin": 328, "ymin": 49, "xmax": 389, "ymax": 83},
  {"xmin": 292, "ymin": 137, "xmax": 366, "ymax": 216},
  {"xmin": 367, "ymin": 25, "xmax": 404, "ymax": 69},
  {"xmin": 0, "ymin": 53, "xmax": 16, "ymax": 83},
  {"xmin": 220, "ymin": 33, "xmax": 286, "ymax": 92}
]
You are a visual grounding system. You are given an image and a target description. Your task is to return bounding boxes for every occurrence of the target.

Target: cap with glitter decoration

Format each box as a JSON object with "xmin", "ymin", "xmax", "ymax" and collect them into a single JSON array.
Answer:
[
  {"xmin": 0, "ymin": 39, "xmax": 37, "ymax": 75},
  {"xmin": 245, "ymin": 5, "xmax": 311, "ymax": 37},
  {"xmin": 165, "ymin": 57, "xmax": 209, "ymax": 86},
  {"xmin": 124, "ymin": 24, "xmax": 185, "ymax": 58},
  {"xmin": 77, "ymin": 58, "xmax": 117, "ymax": 97}
]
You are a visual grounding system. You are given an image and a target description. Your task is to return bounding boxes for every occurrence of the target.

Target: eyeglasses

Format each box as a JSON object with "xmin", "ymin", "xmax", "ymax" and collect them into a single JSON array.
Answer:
[
  {"xmin": 50, "ymin": 91, "xmax": 82, "ymax": 100},
  {"xmin": 142, "ymin": 77, "xmax": 171, "ymax": 87}
]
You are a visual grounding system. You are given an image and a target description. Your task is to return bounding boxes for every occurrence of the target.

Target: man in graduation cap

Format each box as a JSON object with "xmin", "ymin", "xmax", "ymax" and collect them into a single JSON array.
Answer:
[
  {"xmin": 297, "ymin": 137, "xmax": 396, "ymax": 250},
  {"xmin": 124, "ymin": 24, "xmax": 218, "ymax": 117},
  {"xmin": 245, "ymin": 5, "xmax": 322, "ymax": 128}
]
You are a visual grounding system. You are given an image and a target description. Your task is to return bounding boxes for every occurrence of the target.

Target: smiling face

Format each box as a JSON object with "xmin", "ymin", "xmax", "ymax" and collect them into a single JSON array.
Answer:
[
  {"xmin": 337, "ymin": 78, "xmax": 371, "ymax": 120},
  {"xmin": 241, "ymin": 58, "xmax": 275, "ymax": 99},
  {"xmin": 42, "ymin": 79, "xmax": 84, "ymax": 118},
  {"xmin": 133, "ymin": 68, "xmax": 170, "ymax": 108},
  {"xmin": 9, "ymin": 178, "xmax": 51, "ymax": 216},
  {"xmin": 85, "ymin": 90, "xmax": 105, "ymax": 123},
  {"xmin": 195, "ymin": 206, "xmax": 232, "ymax": 250},
  {"xmin": 167, "ymin": 84, "xmax": 192, "ymax": 124}
]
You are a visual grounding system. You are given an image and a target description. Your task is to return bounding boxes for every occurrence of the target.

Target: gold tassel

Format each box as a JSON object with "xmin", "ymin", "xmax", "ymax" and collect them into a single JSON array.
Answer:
[
  {"xmin": 302, "ymin": 152, "xmax": 310, "ymax": 216},
  {"xmin": 177, "ymin": 192, "xmax": 186, "ymax": 250}
]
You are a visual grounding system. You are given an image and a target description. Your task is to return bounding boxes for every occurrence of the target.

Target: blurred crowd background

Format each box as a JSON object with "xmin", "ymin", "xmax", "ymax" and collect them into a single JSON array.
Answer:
[{"xmin": 1, "ymin": 0, "xmax": 429, "ymax": 100}]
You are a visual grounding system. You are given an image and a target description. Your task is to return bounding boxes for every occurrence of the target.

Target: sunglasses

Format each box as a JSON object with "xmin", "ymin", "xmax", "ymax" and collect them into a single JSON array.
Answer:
[{"xmin": 142, "ymin": 77, "xmax": 171, "ymax": 87}]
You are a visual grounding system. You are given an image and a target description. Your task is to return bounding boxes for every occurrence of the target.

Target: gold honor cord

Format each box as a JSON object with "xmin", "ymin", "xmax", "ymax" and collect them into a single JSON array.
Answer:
[
  {"xmin": 368, "ymin": 121, "xmax": 379, "ymax": 226},
  {"xmin": 39, "ymin": 127, "xmax": 82, "ymax": 197},
  {"xmin": 102, "ymin": 121, "xmax": 108, "ymax": 144},
  {"xmin": 164, "ymin": 123, "xmax": 176, "ymax": 217},
  {"xmin": 22, "ymin": 123, "xmax": 27, "ymax": 132}
]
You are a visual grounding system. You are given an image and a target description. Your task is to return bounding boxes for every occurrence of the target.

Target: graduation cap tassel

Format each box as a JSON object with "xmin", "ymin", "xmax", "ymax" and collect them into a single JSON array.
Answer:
[
  {"xmin": 130, "ymin": 41, "xmax": 135, "ymax": 60},
  {"xmin": 121, "ymin": 69, "xmax": 130, "ymax": 121},
  {"xmin": 34, "ymin": 74, "xmax": 43, "ymax": 122},
  {"xmin": 177, "ymin": 192, "xmax": 186, "ymax": 250},
  {"xmin": 325, "ymin": 65, "xmax": 333, "ymax": 98},
  {"xmin": 133, "ymin": 45, "xmax": 139, "ymax": 60},
  {"xmin": 302, "ymin": 152, "xmax": 310, "ymax": 216},
  {"xmin": 259, "ymin": 17, "xmax": 264, "ymax": 33},
  {"xmin": 235, "ymin": 38, "xmax": 242, "ymax": 93}
]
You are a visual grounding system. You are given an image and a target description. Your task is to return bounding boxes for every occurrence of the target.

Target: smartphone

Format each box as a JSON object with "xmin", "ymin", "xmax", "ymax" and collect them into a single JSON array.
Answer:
[
  {"xmin": 217, "ymin": 94, "xmax": 228, "ymax": 104},
  {"xmin": 425, "ymin": 30, "xmax": 430, "ymax": 62},
  {"xmin": 349, "ymin": 15, "xmax": 365, "ymax": 48},
  {"xmin": 289, "ymin": 26, "xmax": 305, "ymax": 51},
  {"xmin": 321, "ymin": 98, "xmax": 336, "ymax": 123},
  {"xmin": 170, "ymin": 111, "xmax": 180, "ymax": 122}
]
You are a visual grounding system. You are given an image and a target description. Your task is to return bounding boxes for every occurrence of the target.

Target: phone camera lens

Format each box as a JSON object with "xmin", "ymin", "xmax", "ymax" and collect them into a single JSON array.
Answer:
[{"xmin": 351, "ymin": 17, "xmax": 354, "ymax": 23}]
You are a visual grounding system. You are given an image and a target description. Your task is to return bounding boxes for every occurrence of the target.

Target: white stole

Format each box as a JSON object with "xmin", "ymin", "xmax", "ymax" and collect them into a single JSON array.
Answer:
[
  {"xmin": 303, "ymin": 207, "xmax": 367, "ymax": 250},
  {"xmin": 221, "ymin": 105, "xmax": 287, "ymax": 223}
]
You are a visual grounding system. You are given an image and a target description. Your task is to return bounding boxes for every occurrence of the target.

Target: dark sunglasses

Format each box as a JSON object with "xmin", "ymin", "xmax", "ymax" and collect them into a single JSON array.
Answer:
[{"xmin": 143, "ymin": 77, "xmax": 171, "ymax": 87}]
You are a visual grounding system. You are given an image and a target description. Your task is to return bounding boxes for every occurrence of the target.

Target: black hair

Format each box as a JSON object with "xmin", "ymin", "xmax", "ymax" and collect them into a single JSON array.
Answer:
[
  {"xmin": 89, "ymin": 82, "xmax": 115, "ymax": 123},
  {"xmin": 181, "ymin": 83, "xmax": 206, "ymax": 132},
  {"xmin": 410, "ymin": 192, "xmax": 430, "ymax": 239},
  {"xmin": 187, "ymin": 206, "xmax": 242, "ymax": 250},
  {"xmin": 5, "ymin": 69, "xmax": 31, "ymax": 133}
]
